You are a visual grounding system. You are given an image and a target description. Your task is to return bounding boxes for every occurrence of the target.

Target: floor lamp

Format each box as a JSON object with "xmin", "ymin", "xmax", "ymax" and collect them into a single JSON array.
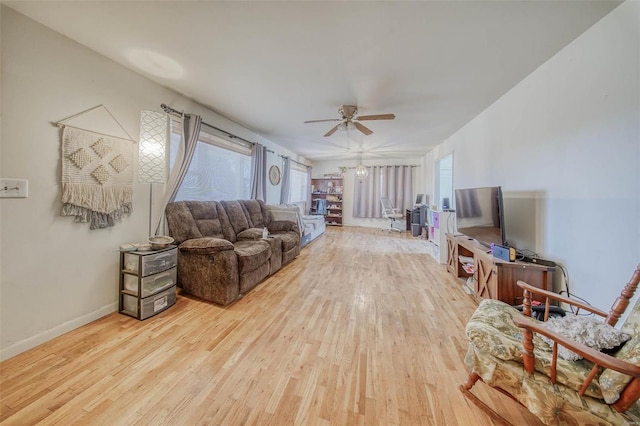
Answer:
[{"xmin": 138, "ymin": 110, "xmax": 168, "ymax": 236}]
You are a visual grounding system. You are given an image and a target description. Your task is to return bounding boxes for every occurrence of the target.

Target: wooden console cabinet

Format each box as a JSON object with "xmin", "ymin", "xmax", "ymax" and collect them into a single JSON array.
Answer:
[{"xmin": 446, "ymin": 234, "xmax": 554, "ymax": 306}]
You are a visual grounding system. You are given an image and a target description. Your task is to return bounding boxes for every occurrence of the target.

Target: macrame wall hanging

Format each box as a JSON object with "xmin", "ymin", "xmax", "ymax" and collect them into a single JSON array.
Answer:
[{"xmin": 57, "ymin": 105, "xmax": 135, "ymax": 229}]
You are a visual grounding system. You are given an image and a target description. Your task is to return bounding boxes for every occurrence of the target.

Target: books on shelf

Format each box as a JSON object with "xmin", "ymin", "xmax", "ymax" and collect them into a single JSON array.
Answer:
[
  {"xmin": 462, "ymin": 263, "xmax": 475, "ymax": 274},
  {"xmin": 459, "ymin": 255, "xmax": 474, "ymax": 264}
]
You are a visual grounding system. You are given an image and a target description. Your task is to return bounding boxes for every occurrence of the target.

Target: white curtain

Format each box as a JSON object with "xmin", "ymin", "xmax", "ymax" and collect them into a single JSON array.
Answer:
[
  {"xmin": 154, "ymin": 114, "xmax": 202, "ymax": 235},
  {"xmin": 353, "ymin": 166, "xmax": 381, "ymax": 218},
  {"xmin": 250, "ymin": 143, "xmax": 267, "ymax": 201},
  {"xmin": 280, "ymin": 156, "xmax": 291, "ymax": 204},
  {"xmin": 353, "ymin": 165, "xmax": 413, "ymax": 218},
  {"xmin": 382, "ymin": 165, "xmax": 413, "ymax": 213}
]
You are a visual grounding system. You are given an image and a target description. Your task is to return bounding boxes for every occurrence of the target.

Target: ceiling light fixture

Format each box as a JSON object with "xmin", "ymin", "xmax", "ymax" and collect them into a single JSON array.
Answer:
[
  {"xmin": 354, "ymin": 139, "xmax": 369, "ymax": 181},
  {"xmin": 355, "ymin": 163, "xmax": 369, "ymax": 180},
  {"xmin": 346, "ymin": 123, "xmax": 368, "ymax": 180}
]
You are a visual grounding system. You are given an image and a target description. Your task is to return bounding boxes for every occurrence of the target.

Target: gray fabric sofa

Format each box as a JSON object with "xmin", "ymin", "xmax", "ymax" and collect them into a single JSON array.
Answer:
[
  {"xmin": 267, "ymin": 203, "xmax": 326, "ymax": 247},
  {"xmin": 165, "ymin": 199, "xmax": 300, "ymax": 305}
]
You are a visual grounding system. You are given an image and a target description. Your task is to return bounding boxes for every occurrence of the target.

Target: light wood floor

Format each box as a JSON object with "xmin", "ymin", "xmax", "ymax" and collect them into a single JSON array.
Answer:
[{"xmin": 0, "ymin": 226, "xmax": 541, "ymax": 425}]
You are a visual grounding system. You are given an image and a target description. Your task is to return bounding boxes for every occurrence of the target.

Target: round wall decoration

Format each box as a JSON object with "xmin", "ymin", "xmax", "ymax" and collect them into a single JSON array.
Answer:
[{"xmin": 269, "ymin": 165, "xmax": 281, "ymax": 185}]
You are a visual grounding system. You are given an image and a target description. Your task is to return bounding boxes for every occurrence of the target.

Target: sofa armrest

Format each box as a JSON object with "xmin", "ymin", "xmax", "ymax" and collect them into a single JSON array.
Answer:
[
  {"xmin": 267, "ymin": 207, "xmax": 303, "ymax": 236},
  {"xmin": 179, "ymin": 237, "xmax": 234, "ymax": 254},
  {"xmin": 268, "ymin": 220, "xmax": 299, "ymax": 235},
  {"xmin": 237, "ymin": 228, "xmax": 263, "ymax": 240}
]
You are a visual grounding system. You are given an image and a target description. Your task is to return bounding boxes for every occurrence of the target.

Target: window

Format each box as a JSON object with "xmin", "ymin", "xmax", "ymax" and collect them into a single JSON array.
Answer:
[
  {"xmin": 288, "ymin": 163, "xmax": 309, "ymax": 205},
  {"xmin": 169, "ymin": 119, "xmax": 252, "ymax": 201}
]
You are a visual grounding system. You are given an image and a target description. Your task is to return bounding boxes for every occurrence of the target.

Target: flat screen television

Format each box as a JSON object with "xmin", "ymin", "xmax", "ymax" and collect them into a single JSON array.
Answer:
[{"xmin": 454, "ymin": 186, "xmax": 506, "ymax": 248}]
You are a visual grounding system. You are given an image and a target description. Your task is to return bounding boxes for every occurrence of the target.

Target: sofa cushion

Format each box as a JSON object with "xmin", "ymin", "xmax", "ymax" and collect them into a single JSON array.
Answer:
[
  {"xmin": 221, "ymin": 200, "xmax": 250, "ymax": 234},
  {"xmin": 233, "ymin": 240, "xmax": 271, "ymax": 274},
  {"xmin": 179, "ymin": 237, "xmax": 234, "ymax": 253},
  {"xmin": 237, "ymin": 228, "xmax": 264, "ymax": 240},
  {"xmin": 237, "ymin": 227, "xmax": 299, "ymax": 253},
  {"xmin": 166, "ymin": 201, "xmax": 236, "ymax": 244},
  {"xmin": 303, "ymin": 223, "xmax": 315, "ymax": 236},
  {"xmin": 241, "ymin": 199, "xmax": 268, "ymax": 228},
  {"xmin": 271, "ymin": 232, "xmax": 299, "ymax": 252},
  {"xmin": 303, "ymin": 214, "xmax": 324, "ymax": 223}
]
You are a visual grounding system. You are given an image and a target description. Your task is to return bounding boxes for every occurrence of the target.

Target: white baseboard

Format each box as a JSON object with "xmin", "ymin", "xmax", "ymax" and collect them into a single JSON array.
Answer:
[{"xmin": 0, "ymin": 303, "xmax": 117, "ymax": 361}]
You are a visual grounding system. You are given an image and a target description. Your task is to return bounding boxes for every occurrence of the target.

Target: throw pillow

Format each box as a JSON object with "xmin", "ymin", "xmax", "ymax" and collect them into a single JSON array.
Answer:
[
  {"xmin": 540, "ymin": 315, "xmax": 631, "ymax": 361},
  {"xmin": 599, "ymin": 334, "xmax": 640, "ymax": 403}
]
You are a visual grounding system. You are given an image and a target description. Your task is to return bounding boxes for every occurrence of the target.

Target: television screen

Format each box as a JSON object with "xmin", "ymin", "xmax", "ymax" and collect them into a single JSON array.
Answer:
[
  {"xmin": 415, "ymin": 193, "xmax": 424, "ymax": 205},
  {"xmin": 455, "ymin": 186, "xmax": 506, "ymax": 247}
]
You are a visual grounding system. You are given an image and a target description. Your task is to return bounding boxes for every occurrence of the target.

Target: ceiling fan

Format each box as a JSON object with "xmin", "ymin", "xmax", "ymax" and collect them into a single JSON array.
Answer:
[{"xmin": 304, "ymin": 105, "xmax": 395, "ymax": 137}]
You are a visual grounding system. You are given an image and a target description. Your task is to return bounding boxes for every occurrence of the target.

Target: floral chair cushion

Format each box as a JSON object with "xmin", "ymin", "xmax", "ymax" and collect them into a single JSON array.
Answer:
[
  {"xmin": 600, "ymin": 299, "xmax": 640, "ymax": 404},
  {"xmin": 622, "ymin": 300, "xmax": 640, "ymax": 336},
  {"xmin": 465, "ymin": 343, "xmax": 640, "ymax": 425},
  {"xmin": 466, "ymin": 299, "xmax": 603, "ymax": 398}
]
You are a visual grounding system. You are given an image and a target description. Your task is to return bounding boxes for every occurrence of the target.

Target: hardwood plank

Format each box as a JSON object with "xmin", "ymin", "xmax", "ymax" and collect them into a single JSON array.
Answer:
[{"xmin": 0, "ymin": 226, "xmax": 542, "ymax": 425}]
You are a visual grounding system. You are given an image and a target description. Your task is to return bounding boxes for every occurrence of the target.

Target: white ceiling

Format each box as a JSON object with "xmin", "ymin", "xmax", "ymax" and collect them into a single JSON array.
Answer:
[{"xmin": 6, "ymin": 1, "xmax": 620, "ymax": 161}]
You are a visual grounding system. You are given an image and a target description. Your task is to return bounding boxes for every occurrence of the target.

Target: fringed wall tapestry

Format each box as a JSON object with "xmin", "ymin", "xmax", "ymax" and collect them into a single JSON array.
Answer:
[{"xmin": 61, "ymin": 127, "xmax": 134, "ymax": 229}]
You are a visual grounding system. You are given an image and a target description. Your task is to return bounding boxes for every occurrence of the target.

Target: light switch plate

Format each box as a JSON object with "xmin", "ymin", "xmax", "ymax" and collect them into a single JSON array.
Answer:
[{"xmin": 0, "ymin": 178, "xmax": 28, "ymax": 198}]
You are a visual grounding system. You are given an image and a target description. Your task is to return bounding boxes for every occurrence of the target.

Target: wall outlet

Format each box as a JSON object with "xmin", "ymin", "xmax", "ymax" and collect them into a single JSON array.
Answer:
[{"xmin": 0, "ymin": 178, "xmax": 28, "ymax": 198}]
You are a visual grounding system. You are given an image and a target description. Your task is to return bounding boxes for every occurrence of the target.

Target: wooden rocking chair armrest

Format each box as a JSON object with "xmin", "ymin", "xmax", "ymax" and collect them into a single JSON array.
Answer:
[
  {"xmin": 517, "ymin": 281, "xmax": 608, "ymax": 318},
  {"xmin": 512, "ymin": 315, "xmax": 640, "ymax": 377}
]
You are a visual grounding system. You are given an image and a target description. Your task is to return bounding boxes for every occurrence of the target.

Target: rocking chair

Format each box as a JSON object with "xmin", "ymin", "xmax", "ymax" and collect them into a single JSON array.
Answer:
[{"xmin": 461, "ymin": 263, "xmax": 640, "ymax": 425}]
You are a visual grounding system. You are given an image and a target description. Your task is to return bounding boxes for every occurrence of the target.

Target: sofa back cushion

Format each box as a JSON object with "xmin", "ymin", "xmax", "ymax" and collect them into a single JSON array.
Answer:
[
  {"xmin": 166, "ymin": 201, "xmax": 236, "ymax": 244},
  {"xmin": 221, "ymin": 200, "xmax": 251, "ymax": 234},
  {"xmin": 240, "ymin": 199, "xmax": 268, "ymax": 228}
]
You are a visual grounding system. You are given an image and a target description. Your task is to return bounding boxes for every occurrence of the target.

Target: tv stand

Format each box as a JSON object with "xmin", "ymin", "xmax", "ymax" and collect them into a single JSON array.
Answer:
[{"xmin": 446, "ymin": 234, "xmax": 554, "ymax": 306}]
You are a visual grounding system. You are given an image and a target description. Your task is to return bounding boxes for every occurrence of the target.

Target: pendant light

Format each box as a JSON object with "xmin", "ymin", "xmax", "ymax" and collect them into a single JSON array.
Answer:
[
  {"xmin": 355, "ymin": 163, "xmax": 369, "ymax": 180},
  {"xmin": 348, "ymin": 124, "xmax": 369, "ymax": 181}
]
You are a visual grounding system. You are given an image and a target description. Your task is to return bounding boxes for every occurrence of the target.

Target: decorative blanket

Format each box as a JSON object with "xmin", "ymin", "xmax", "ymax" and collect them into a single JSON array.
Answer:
[{"xmin": 60, "ymin": 127, "xmax": 133, "ymax": 229}]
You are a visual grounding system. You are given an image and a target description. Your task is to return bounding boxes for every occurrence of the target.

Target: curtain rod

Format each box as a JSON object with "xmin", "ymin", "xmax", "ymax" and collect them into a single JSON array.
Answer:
[
  {"xmin": 161, "ymin": 103, "xmax": 274, "ymax": 154},
  {"xmin": 278, "ymin": 154, "xmax": 310, "ymax": 169},
  {"xmin": 344, "ymin": 165, "xmax": 419, "ymax": 169}
]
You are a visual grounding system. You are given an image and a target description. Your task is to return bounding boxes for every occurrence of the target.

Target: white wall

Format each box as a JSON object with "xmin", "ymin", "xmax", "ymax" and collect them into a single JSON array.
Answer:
[
  {"xmin": 0, "ymin": 7, "xmax": 305, "ymax": 360},
  {"xmin": 424, "ymin": 2, "xmax": 639, "ymax": 309},
  {"xmin": 311, "ymin": 158, "xmax": 423, "ymax": 228}
]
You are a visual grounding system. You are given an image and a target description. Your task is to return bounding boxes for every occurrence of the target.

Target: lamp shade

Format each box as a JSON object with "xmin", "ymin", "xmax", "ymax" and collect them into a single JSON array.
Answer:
[{"xmin": 138, "ymin": 110, "xmax": 168, "ymax": 184}]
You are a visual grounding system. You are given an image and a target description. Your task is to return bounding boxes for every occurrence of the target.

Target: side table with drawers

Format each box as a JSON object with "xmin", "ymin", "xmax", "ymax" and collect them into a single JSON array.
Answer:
[{"xmin": 119, "ymin": 245, "xmax": 177, "ymax": 320}]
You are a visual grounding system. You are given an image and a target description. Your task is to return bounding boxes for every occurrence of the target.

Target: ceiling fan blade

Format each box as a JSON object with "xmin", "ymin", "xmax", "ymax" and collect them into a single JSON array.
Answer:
[
  {"xmin": 324, "ymin": 124, "xmax": 341, "ymax": 137},
  {"xmin": 353, "ymin": 122, "xmax": 373, "ymax": 136},
  {"xmin": 355, "ymin": 114, "xmax": 396, "ymax": 121},
  {"xmin": 304, "ymin": 118, "xmax": 341, "ymax": 123}
]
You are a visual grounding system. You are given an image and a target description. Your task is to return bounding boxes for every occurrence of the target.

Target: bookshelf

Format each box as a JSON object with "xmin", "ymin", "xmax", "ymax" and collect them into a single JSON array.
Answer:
[{"xmin": 311, "ymin": 177, "xmax": 343, "ymax": 226}]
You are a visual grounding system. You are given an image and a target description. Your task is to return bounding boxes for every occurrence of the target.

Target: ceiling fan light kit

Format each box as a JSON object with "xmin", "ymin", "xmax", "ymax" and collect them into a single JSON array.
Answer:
[{"xmin": 305, "ymin": 105, "xmax": 395, "ymax": 137}]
